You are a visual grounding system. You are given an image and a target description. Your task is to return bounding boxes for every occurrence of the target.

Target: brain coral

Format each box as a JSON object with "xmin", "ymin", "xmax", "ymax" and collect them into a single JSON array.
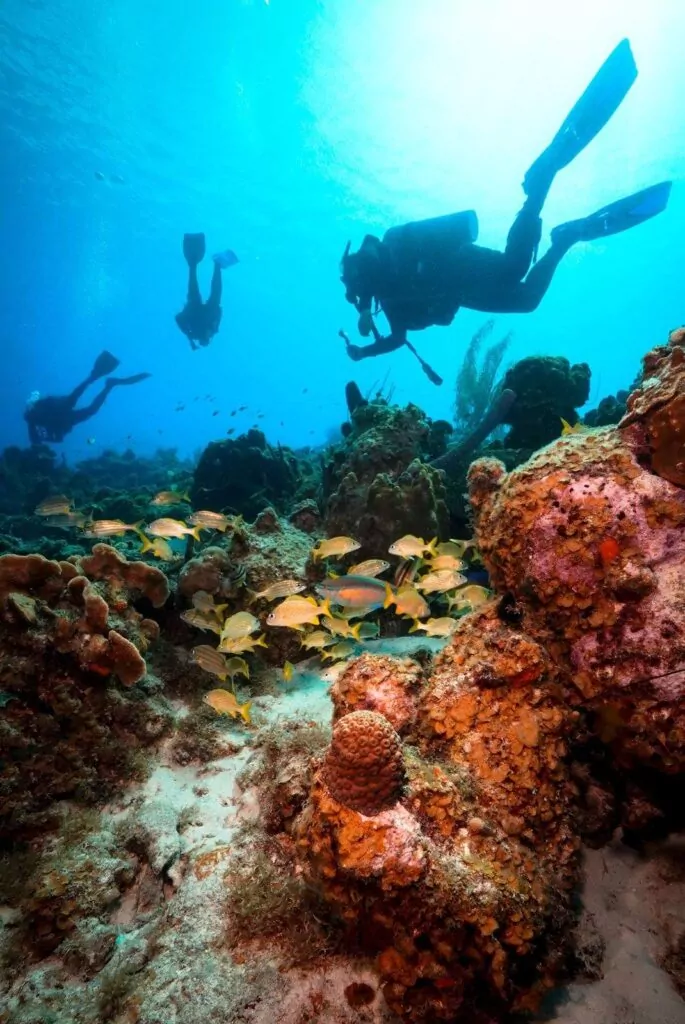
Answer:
[{"xmin": 323, "ymin": 710, "xmax": 407, "ymax": 815}]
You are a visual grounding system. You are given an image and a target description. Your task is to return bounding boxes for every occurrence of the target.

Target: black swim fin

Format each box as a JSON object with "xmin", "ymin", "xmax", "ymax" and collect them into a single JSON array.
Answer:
[
  {"xmin": 524, "ymin": 39, "xmax": 638, "ymax": 200},
  {"xmin": 105, "ymin": 373, "xmax": 152, "ymax": 389},
  {"xmin": 551, "ymin": 180, "xmax": 672, "ymax": 247},
  {"xmin": 90, "ymin": 350, "xmax": 120, "ymax": 382},
  {"xmin": 183, "ymin": 232, "xmax": 206, "ymax": 267}
]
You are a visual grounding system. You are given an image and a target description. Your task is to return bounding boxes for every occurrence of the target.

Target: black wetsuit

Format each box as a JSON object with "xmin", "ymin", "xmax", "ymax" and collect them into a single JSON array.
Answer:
[
  {"xmin": 175, "ymin": 261, "xmax": 222, "ymax": 350},
  {"xmin": 348, "ymin": 194, "xmax": 568, "ymax": 361},
  {"xmin": 25, "ymin": 370, "xmax": 150, "ymax": 444}
]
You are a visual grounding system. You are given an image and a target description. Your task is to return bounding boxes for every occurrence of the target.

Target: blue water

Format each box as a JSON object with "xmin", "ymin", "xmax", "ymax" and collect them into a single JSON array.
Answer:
[{"xmin": 1, "ymin": 0, "xmax": 683, "ymax": 463}]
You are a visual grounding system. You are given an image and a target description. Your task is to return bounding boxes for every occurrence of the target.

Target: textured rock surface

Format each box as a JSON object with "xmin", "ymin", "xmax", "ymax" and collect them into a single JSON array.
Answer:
[
  {"xmin": 323, "ymin": 400, "xmax": 451, "ymax": 557},
  {"xmin": 0, "ymin": 547, "xmax": 170, "ymax": 836}
]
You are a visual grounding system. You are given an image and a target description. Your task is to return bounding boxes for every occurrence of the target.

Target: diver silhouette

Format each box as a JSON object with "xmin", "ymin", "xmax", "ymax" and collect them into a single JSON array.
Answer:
[
  {"xmin": 24, "ymin": 351, "xmax": 151, "ymax": 445},
  {"xmin": 340, "ymin": 40, "xmax": 672, "ymax": 383},
  {"xmin": 175, "ymin": 233, "xmax": 238, "ymax": 350}
]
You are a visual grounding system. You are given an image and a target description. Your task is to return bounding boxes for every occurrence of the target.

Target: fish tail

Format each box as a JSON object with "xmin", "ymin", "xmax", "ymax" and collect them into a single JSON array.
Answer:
[
  {"xmin": 240, "ymin": 701, "xmax": 252, "ymax": 724},
  {"xmin": 318, "ymin": 599, "xmax": 332, "ymax": 619},
  {"xmin": 408, "ymin": 619, "xmax": 420, "ymax": 633},
  {"xmin": 351, "ymin": 622, "xmax": 363, "ymax": 642},
  {"xmin": 427, "ymin": 537, "xmax": 439, "ymax": 558},
  {"xmin": 256, "ymin": 633, "xmax": 268, "ymax": 648},
  {"xmin": 139, "ymin": 535, "xmax": 153, "ymax": 553},
  {"xmin": 214, "ymin": 603, "xmax": 228, "ymax": 618},
  {"xmin": 560, "ymin": 417, "xmax": 572, "ymax": 435},
  {"xmin": 181, "ymin": 491, "xmax": 191, "ymax": 502},
  {"xmin": 383, "ymin": 584, "xmax": 395, "ymax": 609},
  {"xmin": 190, "ymin": 525, "xmax": 204, "ymax": 542}
]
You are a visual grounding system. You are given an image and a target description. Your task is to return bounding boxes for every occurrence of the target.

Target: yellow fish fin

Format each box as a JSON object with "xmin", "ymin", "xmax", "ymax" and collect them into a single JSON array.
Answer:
[
  {"xmin": 350, "ymin": 622, "xmax": 363, "ymax": 642},
  {"xmin": 427, "ymin": 537, "xmax": 439, "ymax": 558},
  {"xmin": 139, "ymin": 535, "xmax": 154, "ymax": 553},
  {"xmin": 383, "ymin": 584, "xmax": 395, "ymax": 609},
  {"xmin": 408, "ymin": 619, "xmax": 420, "ymax": 634},
  {"xmin": 318, "ymin": 599, "xmax": 332, "ymax": 618},
  {"xmin": 239, "ymin": 701, "xmax": 252, "ymax": 725},
  {"xmin": 190, "ymin": 525, "xmax": 204, "ymax": 542},
  {"xmin": 560, "ymin": 417, "xmax": 573, "ymax": 436},
  {"xmin": 255, "ymin": 634, "xmax": 268, "ymax": 648},
  {"xmin": 181, "ymin": 491, "xmax": 191, "ymax": 502}
]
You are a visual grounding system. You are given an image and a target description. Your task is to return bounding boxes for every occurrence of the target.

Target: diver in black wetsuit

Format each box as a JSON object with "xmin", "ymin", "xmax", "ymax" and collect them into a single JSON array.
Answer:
[
  {"xmin": 340, "ymin": 40, "xmax": 671, "ymax": 377},
  {"xmin": 175, "ymin": 233, "xmax": 238, "ymax": 351},
  {"xmin": 24, "ymin": 352, "xmax": 151, "ymax": 445}
]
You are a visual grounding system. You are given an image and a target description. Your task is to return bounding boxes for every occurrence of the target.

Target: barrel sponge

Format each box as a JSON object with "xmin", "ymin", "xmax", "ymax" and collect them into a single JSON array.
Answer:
[{"xmin": 323, "ymin": 711, "xmax": 406, "ymax": 816}]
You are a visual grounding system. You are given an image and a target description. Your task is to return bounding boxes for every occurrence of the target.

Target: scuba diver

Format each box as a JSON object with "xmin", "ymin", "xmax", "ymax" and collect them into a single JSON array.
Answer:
[
  {"xmin": 24, "ymin": 352, "xmax": 151, "ymax": 445},
  {"xmin": 175, "ymin": 233, "xmax": 238, "ymax": 351},
  {"xmin": 340, "ymin": 39, "xmax": 672, "ymax": 383}
]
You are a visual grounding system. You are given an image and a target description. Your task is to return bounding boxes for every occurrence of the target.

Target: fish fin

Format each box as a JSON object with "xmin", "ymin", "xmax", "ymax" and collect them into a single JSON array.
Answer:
[
  {"xmin": 240, "ymin": 702, "xmax": 252, "ymax": 725},
  {"xmin": 256, "ymin": 634, "xmax": 268, "ymax": 647},
  {"xmin": 139, "ymin": 535, "xmax": 153, "ymax": 553},
  {"xmin": 181, "ymin": 492, "xmax": 191, "ymax": 502},
  {"xmin": 427, "ymin": 537, "xmax": 438, "ymax": 558},
  {"xmin": 190, "ymin": 525, "xmax": 204, "ymax": 542},
  {"xmin": 383, "ymin": 584, "xmax": 395, "ymax": 609},
  {"xmin": 327, "ymin": 571, "xmax": 339, "ymax": 579},
  {"xmin": 560, "ymin": 417, "xmax": 573, "ymax": 435},
  {"xmin": 245, "ymin": 589, "xmax": 259, "ymax": 605},
  {"xmin": 318, "ymin": 599, "xmax": 332, "ymax": 618},
  {"xmin": 132, "ymin": 521, "xmax": 147, "ymax": 541},
  {"xmin": 408, "ymin": 619, "xmax": 420, "ymax": 633},
  {"xmin": 350, "ymin": 622, "xmax": 363, "ymax": 642},
  {"xmin": 311, "ymin": 549, "xmax": 321, "ymax": 561}
]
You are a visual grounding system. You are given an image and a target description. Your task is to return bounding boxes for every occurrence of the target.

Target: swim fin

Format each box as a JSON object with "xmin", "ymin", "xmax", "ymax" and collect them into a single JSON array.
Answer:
[
  {"xmin": 105, "ymin": 373, "xmax": 152, "ymax": 389},
  {"xmin": 524, "ymin": 39, "xmax": 638, "ymax": 200},
  {"xmin": 183, "ymin": 232, "xmax": 206, "ymax": 267},
  {"xmin": 212, "ymin": 249, "xmax": 239, "ymax": 269},
  {"xmin": 90, "ymin": 350, "xmax": 120, "ymax": 382},
  {"xmin": 551, "ymin": 180, "xmax": 672, "ymax": 247}
]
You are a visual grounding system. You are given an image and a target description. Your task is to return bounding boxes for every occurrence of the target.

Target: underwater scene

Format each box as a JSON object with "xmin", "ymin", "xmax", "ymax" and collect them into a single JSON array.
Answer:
[{"xmin": 1, "ymin": 2, "xmax": 685, "ymax": 1022}]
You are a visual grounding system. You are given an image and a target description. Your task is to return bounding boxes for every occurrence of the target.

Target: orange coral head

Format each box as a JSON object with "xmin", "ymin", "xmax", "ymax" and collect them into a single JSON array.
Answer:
[{"xmin": 598, "ymin": 537, "xmax": 621, "ymax": 567}]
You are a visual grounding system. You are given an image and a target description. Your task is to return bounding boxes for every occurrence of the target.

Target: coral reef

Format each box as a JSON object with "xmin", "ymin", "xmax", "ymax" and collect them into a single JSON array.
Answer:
[
  {"xmin": 468, "ymin": 331, "xmax": 685, "ymax": 775},
  {"xmin": 323, "ymin": 400, "xmax": 451, "ymax": 555},
  {"xmin": 583, "ymin": 389, "xmax": 629, "ymax": 427},
  {"xmin": 191, "ymin": 429, "xmax": 317, "ymax": 519},
  {"xmin": 322, "ymin": 710, "xmax": 407, "ymax": 815},
  {"xmin": 0, "ymin": 545, "xmax": 170, "ymax": 836},
  {"xmin": 500, "ymin": 355, "xmax": 591, "ymax": 449},
  {"xmin": 294, "ymin": 628, "xmax": 578, "ymax": 1022}
]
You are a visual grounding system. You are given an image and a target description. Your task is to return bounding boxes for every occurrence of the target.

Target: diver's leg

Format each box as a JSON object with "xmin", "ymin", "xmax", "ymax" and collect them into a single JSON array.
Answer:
[
  {"xmin": 208, "ymin": 261, "xmax": 222, "ymax": 308},
  {"xmin": 499, "ymin": 242, "xmax": 570, "ymax": 313},
  {"xmin": 64, "ymin": 377, "xmax": 95, "ymax": 409},
  {"xmin": 501, "ymin": 200, "xmax": 544, "ymax": 280},
  {"xmin": 68, "ymin": 383, "xmax": 115, "ymax": 426},
  {"xmin": 187, "ymin": 264, "xmax": 202, "ymax": 306}
]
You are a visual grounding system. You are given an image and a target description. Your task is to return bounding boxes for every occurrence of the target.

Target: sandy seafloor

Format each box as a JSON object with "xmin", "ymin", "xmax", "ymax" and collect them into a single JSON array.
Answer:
[{"xmin": 1, "ymin": 638, "xmax": 684, "ymax": 1024}]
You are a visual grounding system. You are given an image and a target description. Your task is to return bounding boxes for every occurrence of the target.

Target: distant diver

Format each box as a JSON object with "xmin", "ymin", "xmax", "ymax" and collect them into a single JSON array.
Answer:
[
  {"xmin": 24, "ymin": 351, "xmax": 151, "ymax": 445},
  {"xmin": 175, "ymin": 233, "xmax": 239, "ymax": 350},
  {"xmin": 340, "ymin": 39, "xmax": 672, "ymax": 383}
]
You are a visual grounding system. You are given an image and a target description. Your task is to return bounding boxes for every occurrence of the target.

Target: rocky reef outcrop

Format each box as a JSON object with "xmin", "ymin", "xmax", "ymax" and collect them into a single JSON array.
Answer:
[
  {"xmin": 323, "ymin": 400, "xmax": 452, "ymax": 556},
  {"xmin": 469, "ymin": 328, "xmax": 685, "ymax": 776},
  {"xmin": 0, "ymin": 545, "xmax": 170, "ymax": 837},
  {"xmin": 500, "ymin": 355, "xmax": 591, "ymax": 449},
  {"xmin": 190, "ymin": 429, "xmax": 317, "ymax": 520},
  {"xmin": 293, "ymin": 629, "xmax": 578, "ymax": 1022}
]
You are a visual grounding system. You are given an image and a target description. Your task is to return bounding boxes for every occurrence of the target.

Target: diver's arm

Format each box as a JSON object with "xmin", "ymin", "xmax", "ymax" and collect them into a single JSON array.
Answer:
[{"xmin": 341, "ymin": 326, "xmax": 406, "ymax": 361}]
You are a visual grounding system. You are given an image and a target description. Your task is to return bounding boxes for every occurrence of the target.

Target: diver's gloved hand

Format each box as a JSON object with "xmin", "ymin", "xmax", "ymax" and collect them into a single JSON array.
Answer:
[
  {"xmin": 346, "ymin": 344, "xmax": 364, "ymax": 362},
  {"xmin": 358, "ymin": 310, "xmax": 373, "ymax": 337}
]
